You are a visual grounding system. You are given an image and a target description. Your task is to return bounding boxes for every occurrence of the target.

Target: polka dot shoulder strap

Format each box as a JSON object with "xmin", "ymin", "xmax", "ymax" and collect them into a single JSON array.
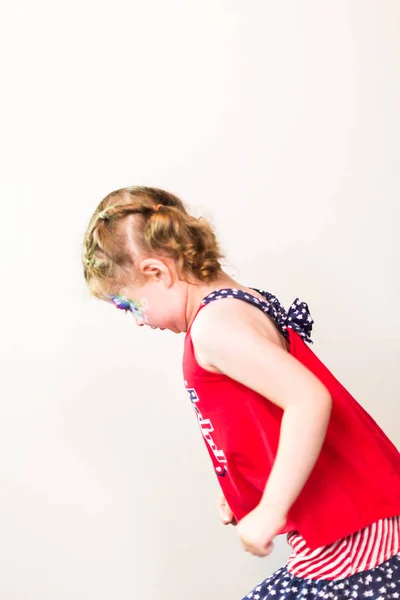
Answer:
[{"xmin": 201, "ymin": 288, "xmax": 314, "ymax": 344}]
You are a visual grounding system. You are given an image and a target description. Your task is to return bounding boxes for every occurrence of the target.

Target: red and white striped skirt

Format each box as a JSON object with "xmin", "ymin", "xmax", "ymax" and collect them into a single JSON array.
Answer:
[{"xmin": 286, "ymin": 515, "xmax": 400, "ymax": 580}]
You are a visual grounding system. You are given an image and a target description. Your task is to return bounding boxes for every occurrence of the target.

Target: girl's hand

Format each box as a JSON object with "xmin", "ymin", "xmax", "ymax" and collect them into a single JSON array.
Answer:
[
  {"xmin": 217, "ymin": 492, "xmax": 237, "ymax": 526},
  {"xmin": 237, "ymin": 504, "xmax": 286, "ymax": 557}
]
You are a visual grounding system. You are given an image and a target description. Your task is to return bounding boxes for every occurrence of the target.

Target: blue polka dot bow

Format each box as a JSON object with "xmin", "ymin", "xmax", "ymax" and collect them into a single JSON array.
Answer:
[
  {"xmin": 284, "ymin": 298, "xmax": 314, "ymax": 343},
  {"xmin": 251, "ymin": 290, "xmax": 314, "ymax": 344}
]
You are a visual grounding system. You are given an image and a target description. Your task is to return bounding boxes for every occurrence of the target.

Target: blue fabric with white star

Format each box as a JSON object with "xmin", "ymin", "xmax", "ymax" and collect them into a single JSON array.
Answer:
[
  {"xmin": 243, "ymin": 553, "xmax": 400, "ymax": 599},
  {"xmin": 201, "ymin": 288, "xmax": 314, "ymax": 344}
]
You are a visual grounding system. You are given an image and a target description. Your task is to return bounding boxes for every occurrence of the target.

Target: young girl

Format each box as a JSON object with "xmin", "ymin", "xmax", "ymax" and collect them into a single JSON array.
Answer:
[{"xmin": 82, "ymin": 186, "xmax": 400, "ymax": 599}]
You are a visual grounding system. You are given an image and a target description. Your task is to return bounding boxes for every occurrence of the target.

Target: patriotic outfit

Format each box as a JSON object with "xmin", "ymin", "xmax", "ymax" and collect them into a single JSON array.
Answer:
[{"xmin": 183, "ymin": 288, "xmax": 400, "ymax": 598}]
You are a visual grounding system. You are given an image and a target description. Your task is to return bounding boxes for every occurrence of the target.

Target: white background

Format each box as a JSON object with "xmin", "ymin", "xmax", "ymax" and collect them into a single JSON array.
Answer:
[{"xmin": 1, "ymin": 1, "xmax": 399, "ymax": 598}]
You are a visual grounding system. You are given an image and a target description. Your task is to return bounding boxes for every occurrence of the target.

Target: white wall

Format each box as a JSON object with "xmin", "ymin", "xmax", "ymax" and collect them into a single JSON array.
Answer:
[{"xmin": 1, "ymin": 1, "xmax": 399, "ymax": 599}]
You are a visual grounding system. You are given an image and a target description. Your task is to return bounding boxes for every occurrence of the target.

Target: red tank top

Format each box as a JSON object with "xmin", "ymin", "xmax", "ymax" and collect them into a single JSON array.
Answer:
[{"xmin": 182, "ymin": 288, "xmax": 400, "ymax": 550}]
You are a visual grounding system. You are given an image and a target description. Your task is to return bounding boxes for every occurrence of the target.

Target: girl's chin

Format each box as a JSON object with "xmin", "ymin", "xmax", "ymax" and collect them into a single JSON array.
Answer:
[{"xmin": 149, "ymin": 324, "xmax": 182, "ymax": 333}]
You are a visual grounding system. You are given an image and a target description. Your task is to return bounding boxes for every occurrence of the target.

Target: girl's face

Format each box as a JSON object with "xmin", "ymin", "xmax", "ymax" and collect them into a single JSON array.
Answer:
[{"xmin": 109, "ymin": 259, "xmax": 190, "ymax": 333}]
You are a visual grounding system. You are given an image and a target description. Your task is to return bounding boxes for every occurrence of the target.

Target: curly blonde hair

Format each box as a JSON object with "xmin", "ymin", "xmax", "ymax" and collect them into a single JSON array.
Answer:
[{"xmin": 82, "ymin": 186, "xmax": 223, "ymax": 298}]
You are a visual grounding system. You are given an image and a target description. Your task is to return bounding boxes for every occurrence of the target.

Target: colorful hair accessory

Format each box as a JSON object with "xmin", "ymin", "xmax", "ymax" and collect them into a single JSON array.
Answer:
[{"xmin": 109, "ymin": 294, "xmax": 148, "ymax": 324}]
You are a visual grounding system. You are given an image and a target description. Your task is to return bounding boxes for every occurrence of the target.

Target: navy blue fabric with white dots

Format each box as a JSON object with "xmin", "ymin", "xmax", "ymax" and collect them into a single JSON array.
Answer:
[
  {"xmin": 242, "ymin": 553, "xmax": 400, "ymax": 600},
  {"xmin": 202, "ymin": 288, "xmax": 314, "ymax": 344}
]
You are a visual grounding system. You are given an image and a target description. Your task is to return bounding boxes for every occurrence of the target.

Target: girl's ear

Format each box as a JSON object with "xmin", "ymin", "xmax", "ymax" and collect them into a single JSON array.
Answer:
[{"xmin": 139, "ymin": 258, "xmax": 174, "ymax": 287}]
